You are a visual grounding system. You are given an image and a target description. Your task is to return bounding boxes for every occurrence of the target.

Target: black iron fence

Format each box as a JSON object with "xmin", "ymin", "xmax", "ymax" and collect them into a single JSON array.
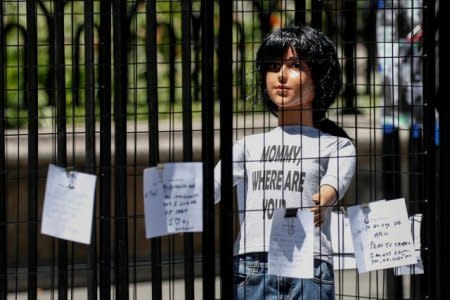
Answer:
[{"xmin": 0, "ymin": 0, "xmax": 443, "ymax": 299}]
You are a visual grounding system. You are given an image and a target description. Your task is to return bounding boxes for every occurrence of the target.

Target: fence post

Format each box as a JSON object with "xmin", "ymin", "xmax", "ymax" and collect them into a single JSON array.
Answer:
[
  {"xmin": 295, "ymin": 0, "xmax": 306, "ymax": 25},
  {"xmin": 311, "ymin": 0, "xmax": 322, "ymax": 29},
  {"xmin": 435, "ymin": 1, "xmax": 446, "ymax": 297},
  {"xmin": 98, "ymin": 0, "xmax": 113, "ymax": 298},
  {"xmin": 181, "ymin": 0, "xmax": 195, "ymax": 299},
  {"xmin": 54, "ymin": 0, "xmax": 69, "ymax": 298},
  {"xmin": 25, "ymin": 1, "xmax": 38, "ymax": 298},
  {"xmin": 218, "ymin": 0, "xmax": 233, "ymax": 298},
  {"xmin": 342, "ymin": 0, "xmax": 358, "ymax": 113},
  {"xmin": 0, "ymin": 1, "xmax": 6, "ymax": 298},
  {"xmin": 84, "ymin": 0, "xmax": 97, "ymax": 298},
  {"xmin": 112, "ymin": 0, "xmax": 129, "ymax": 298},
  {"xmin": 145, "ymin": 0, "xmax": 162, "ymax": 299},
  {"xmin": 201, "ymin": 0, "xmax": 215, "ymax": 298},
  {"xmin": 36, "ymin": 1, "xmax": 55, "ymax": 108},
  {"xmin": 437, "ymin": 20, "xmax": 447, "ymax": 296},
  {"xmin": 408, "ymin": 126, "xmax": 424, "ymax": 299},
  {"xmin": 382, "ymin": 125, "xmax": 404, "ymax": 299},
  {"xmin": 422, "ymin": 0, "xmax": 437, "ymax": 298}
]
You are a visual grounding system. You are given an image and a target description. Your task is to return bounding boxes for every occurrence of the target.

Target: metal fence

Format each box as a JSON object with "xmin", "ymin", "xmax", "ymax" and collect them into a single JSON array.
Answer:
[{"xmin": 0, "ymin": 0, "xmax": 443, "ymax": 299}]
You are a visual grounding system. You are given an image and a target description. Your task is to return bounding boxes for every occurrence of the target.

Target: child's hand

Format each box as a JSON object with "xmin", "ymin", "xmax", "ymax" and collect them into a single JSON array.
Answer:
[
  {"xmin": 310, "ymin": 193, "xmax": 326, "ymax": 226},
  {"xmin": 310, "ymin": 185, "xmax": 337, "ymax": 227}
]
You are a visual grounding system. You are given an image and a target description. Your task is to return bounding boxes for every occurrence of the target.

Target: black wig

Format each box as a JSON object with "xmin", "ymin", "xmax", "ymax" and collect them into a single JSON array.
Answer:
[{"xmin": 256, "ymin": 25, "xmax": 342, "ymax": 126}]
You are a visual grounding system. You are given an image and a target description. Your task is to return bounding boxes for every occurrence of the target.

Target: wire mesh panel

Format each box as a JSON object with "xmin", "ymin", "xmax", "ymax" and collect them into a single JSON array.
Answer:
[{"xmin": 0, "ymin": 0, "xmax": 441, "ymax": 299}]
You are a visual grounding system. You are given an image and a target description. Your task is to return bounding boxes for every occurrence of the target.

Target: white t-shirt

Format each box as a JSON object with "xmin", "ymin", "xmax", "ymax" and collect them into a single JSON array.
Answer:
[{"xmin": 214, "ymin": 125, "xmax": 356, "ymax": 263}]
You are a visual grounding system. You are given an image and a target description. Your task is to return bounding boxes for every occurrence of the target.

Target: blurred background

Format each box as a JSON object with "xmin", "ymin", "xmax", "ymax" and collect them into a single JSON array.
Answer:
[{"xmin": 0, "ymin": 0, "xmax": 442, "ymax": 299}]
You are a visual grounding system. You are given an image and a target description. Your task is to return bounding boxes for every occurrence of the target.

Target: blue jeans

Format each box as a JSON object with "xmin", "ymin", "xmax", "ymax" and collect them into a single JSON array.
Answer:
[{"xmin": 234, "ymin": 252, "xmax": 335, "ymax": 299}]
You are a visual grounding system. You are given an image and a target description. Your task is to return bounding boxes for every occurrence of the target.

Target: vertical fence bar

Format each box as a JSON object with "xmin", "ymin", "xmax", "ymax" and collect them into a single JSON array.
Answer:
[
  {"xmin": 437, "ymin": 28, "xmax": 447, "ymax": 300},
  {"xmin": 408, "ymin": 127, "xmax": 424, "ymax": 214},
  {"xmin": 73, "ymin": 27, "xmax": 82, "ymax": 108},
  {"xmin": 235, "ymin": 22, "xmax": 246, "ymax": 102},
  {"xmin": 408, "ymin": 126, "xmax": 424, "ymax": 299},
  {"xmin": 42, "ymin": 2, "xmax": 55, "ymax": 109},
  {"xmin": 218, "ymin": 0, "xmax": 233, "ymax": 299},
  {"xmin": 54, "ymin": 1, "xmax": 68, "ymax": 298},
  {"xmin": 366, "ymin": 0, "xmax": 377, "ymax": 95},
  {"xmin": 382, "ymin": 126, "xmax": 403, "ymax": 299},
  {"xmin": 145, "ymin": 1, "xmax": 162, "ymax": 299},
  {"xmin": 0, "ymin": 1, "xmax": 6, "ymax": 298},
  {"xmin": 181, "ymin": 0, "xmax": 194, "ymax": 299},
  {"xmin": 382, "ymin": 134, "xmax": 401, "ymax": 200},
  {"xmin": 295, "ymin": 0, "xmax": 306, "ymax": 25},
  {"xmin": 99, "ymin": 0, "xmax": 112, "ymax": 298},
  {"xmin": 84, "ymin": 0, "xmax": 97, "ymax": 299},
  {"xmin": 311, "ymin": 0, "xmax": 322, "ymax": 29},
  {"xmin": 168, "ymin": 25, "xmax": 176, "ymax": 105},
  {"xmin": 422, "ymin": 0, "xmax": 437, "ymax": 298},
  {"xmin": 201, "ymin": 0, "xmax": 215, "ymax": 298},
  {"xmin": 436, "ymin": 2, "xmax": 445, "ymax": 297},
  {"xmin": 343, "ymin": 0, "xmax": 357, "ymax": 112},
  {"xmin": 112, "ymin": 0, "xmax": 129, "ymax": 298},
  {"xmin": 253, "ymin": 1, "xmax": 270, "ymax": 39},
  {"xmin": 192, "ymin": 16, "xmax": 201, "ymax": 102},
  {"xmin": 26, "ymin": 0, "xmax": 38, "ymax": 298}
]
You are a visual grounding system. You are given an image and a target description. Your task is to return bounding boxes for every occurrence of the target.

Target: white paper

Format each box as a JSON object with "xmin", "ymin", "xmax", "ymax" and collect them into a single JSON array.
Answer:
[
  {"xmin": 143, "ymin": 162, "xmax": 203, "ymax": 238},
  {"xmin": 348, "ymin": 199, "xmax": 417, "ymax": 273},
  {"xmin": 395, "ymin": 214, "xmax": 424, "ymax": 275},
  {"xmin": 268, "ymin": 208, "xmax": 314, "ymax": 279},
  {"xmin": 347, "ymin": 204, "xmax": 369, "ymax": 273},
  {"xmin": 41, "ymin": 164, "xmax": 97, "ymax": 244},
  {"xmin": 331, "ymin": 211, "xmax": 356, "ymax": 270}
]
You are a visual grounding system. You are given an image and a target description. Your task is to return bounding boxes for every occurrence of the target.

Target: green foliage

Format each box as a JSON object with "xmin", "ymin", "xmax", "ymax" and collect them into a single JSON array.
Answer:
[{"xmin": 5, "ymin": 1, "xmax": 376, "ymax": 129}]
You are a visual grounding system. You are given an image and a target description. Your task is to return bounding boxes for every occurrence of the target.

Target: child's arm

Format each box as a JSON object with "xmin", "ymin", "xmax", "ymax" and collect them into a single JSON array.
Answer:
[
  {"xmin": 311, "ymin": 138, "xmax": 356, "ymax": 226},
  {"xmin": 310, "ymin": 184, "xmax": 337, "ymax": 226}
]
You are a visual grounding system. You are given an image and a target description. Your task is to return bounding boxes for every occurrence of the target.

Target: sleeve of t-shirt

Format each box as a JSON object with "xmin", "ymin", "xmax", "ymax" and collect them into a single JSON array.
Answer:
[
  {"xmin": 214, "ymin": 138, "xmax": 245, "ymax": 203},
  {"xmin": 320, "ymin": 137, "xmax": 356, "ymax": 201}
]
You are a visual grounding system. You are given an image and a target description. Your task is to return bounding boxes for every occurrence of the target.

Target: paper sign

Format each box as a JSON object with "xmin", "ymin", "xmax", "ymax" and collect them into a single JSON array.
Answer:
[
  {"xmin": 268, "ymin": 208, "xmax": 314, "ymax": 278},
  {"xmin": 143, "ymin": 162, "xmax": 203, "ymax": 238},
  {"xmin": 395, "ymin": 214, "xmax": 424, "ymax": 275},
  {"xmin": 331, "ymin": 211, "xmax": 356, "ymax": 270},
  {"xmin": 41, "ymin": 164, "xmax": 97, "ymax": 244},
  {"xmin": 348, "ymin": 198, "xmax": 417, "ymax": 273}
]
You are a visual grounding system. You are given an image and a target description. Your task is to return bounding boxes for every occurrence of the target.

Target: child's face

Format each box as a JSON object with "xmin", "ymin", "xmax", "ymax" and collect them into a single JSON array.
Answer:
[{"xmin": 265, "ymin": 47, "xmax": 315, "ymax": 112}]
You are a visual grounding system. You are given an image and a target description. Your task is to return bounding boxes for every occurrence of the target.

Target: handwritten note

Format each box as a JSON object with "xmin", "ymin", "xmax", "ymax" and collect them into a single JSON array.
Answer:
[
  {"xmin": 348, "ymin": 198, "xmax": 417, "ymax": 273},
  {"xmin": 41, "ymin": 164, "xmax": 97, "ymax": 244},
  {"xmin": 395, "ymin": 214, "xmax": 424, "ymax": 275},
  {"xmin": 143, "ymin": 162, "xmax": 203, "ymax": 238},
  {"xmin": 268, "ymin": 208, "xmax": 314, "ymax": 278},
  {"xmin": 331, "ymin": 211, "xmax": 356, "ymax": 270}
]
